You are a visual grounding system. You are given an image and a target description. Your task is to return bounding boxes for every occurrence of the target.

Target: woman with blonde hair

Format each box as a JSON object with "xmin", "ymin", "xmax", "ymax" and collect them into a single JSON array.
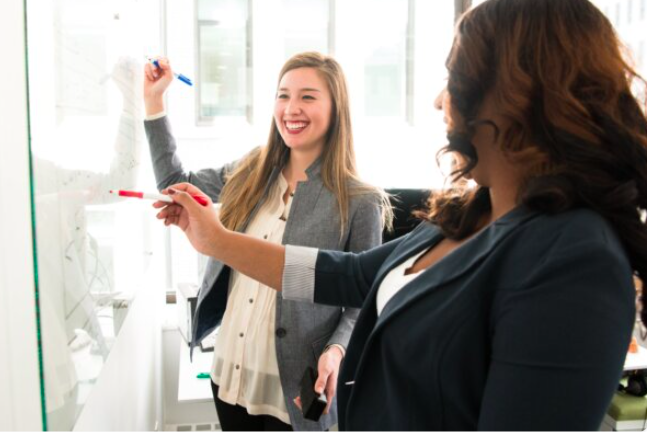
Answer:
[
  {"xmin": 143, "ymin": 52, "xmax": 390, "ymax": 430},
  {"xmin": 155, "ymin": 0, "xmax": 647, "ymax": 429}
]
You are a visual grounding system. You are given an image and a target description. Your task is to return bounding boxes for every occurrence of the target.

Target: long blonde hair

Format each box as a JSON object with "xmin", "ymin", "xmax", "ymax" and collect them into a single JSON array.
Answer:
[{"xmin": 218, "ymin": 51, "xmax": 392, "ymax": 233}]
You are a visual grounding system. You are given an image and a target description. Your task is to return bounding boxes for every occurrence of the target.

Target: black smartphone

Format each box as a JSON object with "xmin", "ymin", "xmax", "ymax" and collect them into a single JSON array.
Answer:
[{"xmin": 299, "ymin": 366, "xmax": 327, "ymax": 422}]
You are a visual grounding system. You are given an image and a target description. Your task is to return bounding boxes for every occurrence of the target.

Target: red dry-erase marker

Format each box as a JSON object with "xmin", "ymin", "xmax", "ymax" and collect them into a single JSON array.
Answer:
[{"xmin": 110, "ymin": 189, "xmax": 210, "ymax": 207}]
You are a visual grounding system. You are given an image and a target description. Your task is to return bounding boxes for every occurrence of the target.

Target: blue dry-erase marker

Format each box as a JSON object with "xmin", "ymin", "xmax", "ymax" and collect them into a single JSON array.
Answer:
[{"xmin": 149, "ymin": 58, "xmax": 193, "ymax": 86}]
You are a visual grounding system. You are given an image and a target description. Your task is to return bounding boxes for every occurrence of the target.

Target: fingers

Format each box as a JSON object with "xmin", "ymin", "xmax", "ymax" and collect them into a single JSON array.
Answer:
[
  {"xmin": 163, "ymin": 215, "xmax": 181, "ymax": 227},
  {"xmin": 150, "ymin": 57, "xmax": 172, "ymax": 75},
  {"xmin": 162, "ymin": 183, "xmax": 213, "ymax": 208},
  {"xmin": 156, "ymin": 203, "xmax": 184, "ymax": 228},
  {"xmin": 167, "ymin": 187, "xmax": 204, "ymax": 213},
  {"xmin": 323, "ymin": 374, "xmax": 337, "ymax": 414},
  {"xmin": 316, "ymin": 359, "xmax": 332, "ymax": 414},
  {"xmin": 144, "ymin": 57, "xmax": 173, "ymax": 83},
  {"xmin": 316, "ymin": 370, "xmax": 336, "ymax": 414},
  {"xmin": 155, "ymin": 205, "xmax": 180, "ymax": 225},
  {"xmin": 155, "ymin": 203, "xmax": 183, "ymax": 220},
  {"xmin": 316, "ymin": 350, "xmax": 342, "ymax": 415},
  {"xmin": 314, "ymin": 371, "xmax": 328, "ymax": 395},
  {"xmin": 156, "ymin": 57, "xmax": 171, "ymax": 71},
  {"xmin": 144, "ymin": 62, "xmax": 157, "ymax": 81},
  {"xmin": 162, "ymin": 182, "xmax": 205, "ymax": 196},
  {"xmin": 144, "ymin": 61, "xmax": 166, "ymax": 81},
  {"xmin": 293, "ymin": 397, "xmax": 303, "ymax": 411}
]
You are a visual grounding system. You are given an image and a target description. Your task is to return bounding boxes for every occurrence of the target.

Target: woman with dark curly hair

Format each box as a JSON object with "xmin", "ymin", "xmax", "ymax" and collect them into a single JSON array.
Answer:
[{"xmin": 153, "ymin": 0, "xmax": 647, "ymax": 429}]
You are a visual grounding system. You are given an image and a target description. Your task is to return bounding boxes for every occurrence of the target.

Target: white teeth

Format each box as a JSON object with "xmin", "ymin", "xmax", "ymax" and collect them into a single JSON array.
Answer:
[{"xmin": 286, "ymin": 122, "xmax": 308, "ymax": 130}]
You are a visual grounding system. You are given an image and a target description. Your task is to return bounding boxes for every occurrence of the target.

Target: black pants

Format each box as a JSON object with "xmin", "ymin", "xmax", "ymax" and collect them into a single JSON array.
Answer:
[{"xmin": 211, "ymin": 381, "xmax": 293, "ymax": 431}]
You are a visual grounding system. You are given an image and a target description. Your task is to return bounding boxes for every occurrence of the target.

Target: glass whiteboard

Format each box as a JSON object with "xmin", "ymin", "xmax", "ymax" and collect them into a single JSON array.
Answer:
[{"xmin": 25, "ymin": 0, "xmax": 160, "ymax": 428}]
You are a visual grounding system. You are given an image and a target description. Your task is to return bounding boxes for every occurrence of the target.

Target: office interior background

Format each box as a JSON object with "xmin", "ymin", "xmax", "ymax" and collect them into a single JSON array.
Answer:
[{"xmin": 0, "ymin": 0, "xmax": 645, "ymax": 430}]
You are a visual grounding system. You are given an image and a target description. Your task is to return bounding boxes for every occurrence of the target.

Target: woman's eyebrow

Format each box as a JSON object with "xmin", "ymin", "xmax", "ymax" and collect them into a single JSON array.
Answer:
[{"xmin": 278, "ymin": 87, "xmax": 322, "ymax": 92}]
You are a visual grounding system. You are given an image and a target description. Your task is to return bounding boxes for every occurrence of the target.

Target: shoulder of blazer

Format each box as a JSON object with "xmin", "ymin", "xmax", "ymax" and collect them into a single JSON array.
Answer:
[
  {"xmin": 348, "ymin": 189, "xmax": 382, "ymax": 212},
  {"xmin": 525, "ymin": 207, "xmax": 624, "ymax": 249},
  {"xmin": 409, "ymin": 220, "xmax": 439, "ymax": 238},
  {"xmin": 388, "ymin": 221, "xmax": 440, "ymax": 256}
]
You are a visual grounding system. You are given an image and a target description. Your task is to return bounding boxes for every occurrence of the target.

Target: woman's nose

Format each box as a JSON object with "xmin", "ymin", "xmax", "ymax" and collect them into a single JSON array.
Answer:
[
  {"xmin": 285, "ymin": 99, "xmax": 302, "ymax": 115},
  {"xmin": 434, "ymin": 89, "xmax": 446, "ymax": 111}
]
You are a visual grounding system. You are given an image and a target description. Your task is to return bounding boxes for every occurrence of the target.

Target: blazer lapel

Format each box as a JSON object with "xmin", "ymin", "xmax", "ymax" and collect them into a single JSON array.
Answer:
[
  {"xmin": 372, "ymin": 223, "xmax": 444, "ymax": 291},
  {"xmin": 373, "ymin": 206, "xmax": 537, "ymax": 331},
  {"xmin": 346, "ymin": 223, "xmax": 443, "ymax": 335}
]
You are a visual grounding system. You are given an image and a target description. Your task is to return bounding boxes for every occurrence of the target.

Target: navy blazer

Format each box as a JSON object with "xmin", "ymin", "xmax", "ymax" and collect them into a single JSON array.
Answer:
[{"xmin": 310, "ymin": 206, "xmax": 635, "ymax": 430}]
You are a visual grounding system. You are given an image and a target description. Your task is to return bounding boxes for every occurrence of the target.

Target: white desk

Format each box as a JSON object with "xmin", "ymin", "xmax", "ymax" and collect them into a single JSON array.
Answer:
[
  {"xmin": 178, "ymin": 341, "xmax": 214, "ymax": 402},
  {"xmin": 176, "ymin": 337, "xmax": 646, "ymax": 402},
  {"xmin": 624, "ymin": 345, "xmax": 647, "ymax": 371}
]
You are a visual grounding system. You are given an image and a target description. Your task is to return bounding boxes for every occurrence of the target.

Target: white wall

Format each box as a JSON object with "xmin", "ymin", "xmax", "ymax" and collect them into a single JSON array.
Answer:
[{"xmin": 0, "ymin": 0, "xmax": 45, "ymax": 430}]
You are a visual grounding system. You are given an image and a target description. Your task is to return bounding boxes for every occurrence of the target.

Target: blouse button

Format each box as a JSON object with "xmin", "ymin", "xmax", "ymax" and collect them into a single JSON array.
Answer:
[
  {"xmin": 263, "ymin": 234, "xmax": 268, "ymax": 239},
  {"xmin": 249, "ymin": 298, "xmax": 254, "ymax": 304},
  {"xmin": 275, "ymin": 328, "xmax": 287, "ymax": 338},
  {"xmin": 235, "ymin": 365, "xmax": 240, "ymax": 370}
]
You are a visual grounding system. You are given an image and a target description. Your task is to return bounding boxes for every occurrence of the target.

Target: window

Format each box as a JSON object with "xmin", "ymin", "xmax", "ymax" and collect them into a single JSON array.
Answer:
[
  {"xmin": 282, "ymin": 0, "xmax": 332, "ymax": 59},
  {"xmin": 362, "ymin": 0, "xmax": 411, "ymax": 120},
  {"xmin": 347, "ymin": 0, "xmax": 455, "ymax": 188},
  {"xmin": 590, "ymin": 0, "xmax": 646, "ymax": 114},
  {"xmin": 182, "ymin": 1, "xmax": 456, "ymax": 188},
  {"xmin": 196, "ymin": 0, "xmax": 252, "ymax": 124},
  {"xmin": 616, "ymin": 2, "xmax": 622, "ymax": 26}
]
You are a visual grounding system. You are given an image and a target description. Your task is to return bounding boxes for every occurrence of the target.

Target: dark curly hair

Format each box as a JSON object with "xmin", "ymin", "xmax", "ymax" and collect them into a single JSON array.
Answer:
[{"xmin": 423, "ymin": 0, "xmax": 647, "ymax": 324}]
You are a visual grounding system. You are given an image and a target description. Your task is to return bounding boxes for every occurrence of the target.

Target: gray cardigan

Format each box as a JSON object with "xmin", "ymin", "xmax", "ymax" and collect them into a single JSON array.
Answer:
[{"xmin": 144, "ymin": 117, "xmax": 383, "ymax": 431}]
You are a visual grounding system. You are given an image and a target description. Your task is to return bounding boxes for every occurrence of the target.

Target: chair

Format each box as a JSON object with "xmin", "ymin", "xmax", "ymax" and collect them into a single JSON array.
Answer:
[{"xmin": 383, "ymin": 189, "xmax": 431, "ymax": 243}]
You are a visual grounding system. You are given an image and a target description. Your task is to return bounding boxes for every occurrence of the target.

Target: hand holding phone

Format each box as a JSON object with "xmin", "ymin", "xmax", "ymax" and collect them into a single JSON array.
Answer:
[{"xmin": 299, "ymin": 366, "xmax": 327, "ymax": 421}]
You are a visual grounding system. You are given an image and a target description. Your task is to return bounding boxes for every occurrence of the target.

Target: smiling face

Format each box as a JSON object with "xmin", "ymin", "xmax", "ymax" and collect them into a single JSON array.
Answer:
[{"xmin": 274, "ymin": 67, "xmax": 333, "ymax": 156}]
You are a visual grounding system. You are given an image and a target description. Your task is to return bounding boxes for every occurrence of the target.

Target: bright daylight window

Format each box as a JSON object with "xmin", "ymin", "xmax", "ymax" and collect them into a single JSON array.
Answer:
[
  {"xmin": 190, "ymin": 0, "xmax": 456, "ymax": 189},
  {"xmin": 589, "ymin": 0, "xmax": 646, "ymax": 99},
  {"xmin": 197, "ymin": 0, "xmax": 252, "ymax": 124},
  {"xmin": 363, "ymin": 0, "xmax": 412, "ymax": 120},
  {"xmin": 283, "ymin": 0, "xmax": 332, "ymax": 59}
]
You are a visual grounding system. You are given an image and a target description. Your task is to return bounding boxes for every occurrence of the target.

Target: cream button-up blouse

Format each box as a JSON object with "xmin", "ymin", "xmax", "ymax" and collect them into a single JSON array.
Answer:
[{"xmin": 211, "ymin": 173, "xmax": 293, "ymax": 424}]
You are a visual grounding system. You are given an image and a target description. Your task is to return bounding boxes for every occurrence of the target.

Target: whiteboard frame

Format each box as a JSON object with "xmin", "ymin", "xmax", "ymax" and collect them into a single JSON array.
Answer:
[{"xmin": 0, "ymin": 0, "xmax": 45, "ymax": 430}]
